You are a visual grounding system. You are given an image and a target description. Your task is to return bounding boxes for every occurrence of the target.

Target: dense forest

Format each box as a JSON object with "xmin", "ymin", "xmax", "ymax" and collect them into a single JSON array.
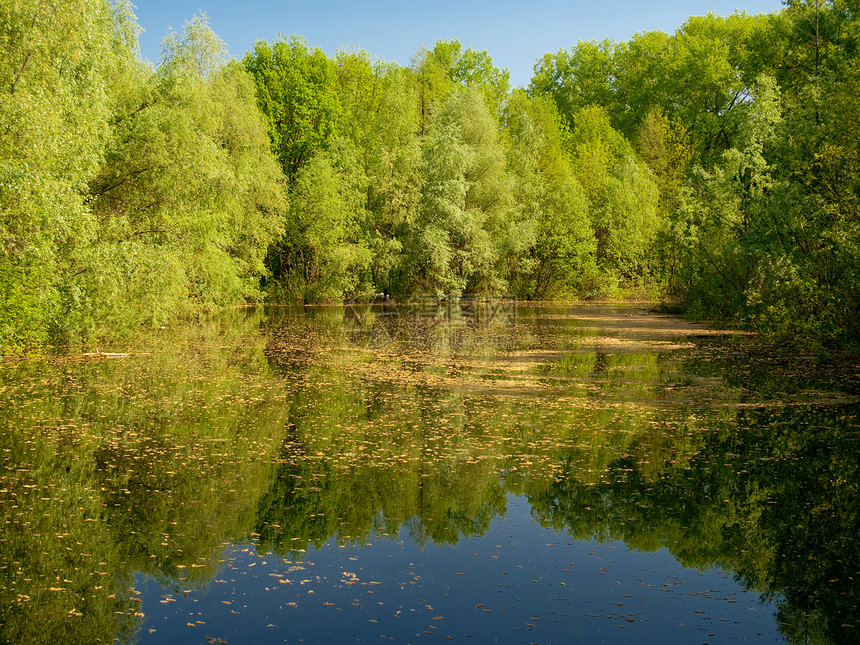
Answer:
[{"xmin": 2, "ymin": 0, "xmax": 858, "ymax": 351}]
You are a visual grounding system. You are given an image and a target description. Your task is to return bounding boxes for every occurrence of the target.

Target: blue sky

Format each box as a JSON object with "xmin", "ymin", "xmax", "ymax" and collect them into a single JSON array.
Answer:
[{"xmin": 132, "ymin": 0, "xmax": 785, "ymax": 88}]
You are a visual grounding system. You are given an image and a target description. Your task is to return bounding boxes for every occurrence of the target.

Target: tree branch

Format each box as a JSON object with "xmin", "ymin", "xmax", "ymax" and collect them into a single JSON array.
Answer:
[
  {"xmin": 9, "ymin": 6, "xmax": 58, "ymax": 95},
  {"xmin": 89, "ymin": 167, "xmax": 153, "ymax": 198}
]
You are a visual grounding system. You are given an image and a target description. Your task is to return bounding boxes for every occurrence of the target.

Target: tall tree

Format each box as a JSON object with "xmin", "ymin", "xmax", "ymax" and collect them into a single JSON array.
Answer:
[
  {"xmin": 243, "ymin": 36, "xmax": 341, "ymax": 183},
  {"xmin": 568, "ymin": 106, "xmax": 659, "ymax": 292},
  {"xmin": 431, "ymin": 39, "xmax": 512, "ymax": 115},
  {"xmin": 633, "ymin": 108, "xmax": 694, "ymax": 289},
  {"xmin": 407, "ymin": 87, "xmax": 520, "ymax": 296},
  {"xmin": 85, "ymin": 15, "xmax": 286, "ymax": 334},
  {"xmin": 337, "ymin": 56, "xmax": 422, "ymax": 295},
  {"xmin": 0, "ymin": 0, "xmax": 121, "ymax": 348},
  {"xmin": 278, "ymin": 148, "xmax": 370, "ymax": 302},
  {"xmin": 529, "ymin": 39, "xmax": 616, "ymax": 127},
  {"xmin": 411, "ymin": 45, "xmax": 454, "ymax": 136},
  {"xmin": 503, "ymin": 91, "xmax": 595, "ymax": 299}
]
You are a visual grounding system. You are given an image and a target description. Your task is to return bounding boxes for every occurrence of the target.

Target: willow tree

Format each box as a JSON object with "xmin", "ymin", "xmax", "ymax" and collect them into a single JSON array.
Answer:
[
  {"xmin": 362, "ymin": 63, "xmax": 423, "ymax": 295},
  {"xmin": 0, "ymin": 6, "xmax": 284, "ymax": 350},
  {"xmin": 503, "ymin": 91, "xmax": 595, "ymax": 299},
  {"xmin": 0, "ymin": 0, "xmax": 123, "ymax": 349},
  {"xmin": 568, "ymin": 106, "xmax": 659, "ymax": 294},
  {"xmin": 84, "ymin": 15, "xmax": 285, "ymax": 336},
  {"xmin": 277, "ymin": 147, "xmax": 371, "ymax": 303},
  {"xmin": 332, "ymin": 51, "xmax": 422, "ymax": 296},
  {"xmin": 407, "ymin": 87, "xmax": 523, "ymax": 296}
]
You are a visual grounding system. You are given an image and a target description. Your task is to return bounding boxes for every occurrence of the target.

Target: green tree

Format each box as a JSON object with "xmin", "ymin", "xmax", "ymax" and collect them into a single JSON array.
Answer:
[
  {"xmin": 634, "ymin": 108, "xmax": 694, "ymax": 290},
  {"xmin": 503, "ymin": 91, "xmax": 595, "ymax": 298},
  {"xmin": 411, "ymin": 45, "xmax": 454, "ymax": 136},
  {"xmin": 634, "ymin": 108, "xmax": 693, "ymax": 217},
  {"xmin": 85, "ymin": 15, "xmax": 285, "ymax": 336},
  {"xmin": 159, "ymin": 11, "xmax": 225, "ymax": 77},
  {"xmin": 661, "ymin": 13, "xmax": 774, "ymax": 164},
  {"xmin": 333, "ymin": 51, "xmax": 423, "ymax": 296},
  {"xmin": 278, "ymin": 147, "xmax": 371, "ymax": 302},
  {"xmin": 0, "ymin": 6, "xmax": 284, "ymax": 350},
  {"xmin": 0, "ymin": 0, "xmax": 120, "ymax": 349},
  {"xmin": 610, "ymin": 30, "xmax": 673, "ymax": 133},
  {"xmin": 243, "ymin": 35, "xmax": 341, "ymax": 183},
  {"xmin": 407, "ymin": 88, "xmax": 521, "ymax": 296},
  {"xmin": 363, "ymin": 64, "xmax": 423, "ymax": 295},
  {"xmin": 532, "ymin": 14, "xmax": 777, "ymax": 165},
  {"xmin": 430, "ymin": 39, "xmax": 512, "ymax": 115},
  {"xmin": 671, "ymin": 75, "xmax": 783, "ymax": 322},
  {"xmin": 529, "ymin": 39, "xmax": 616, "ymax": 127},
  {"xmin": 568, "ymin": 106, "xmax": 659, "ymax": 294}
]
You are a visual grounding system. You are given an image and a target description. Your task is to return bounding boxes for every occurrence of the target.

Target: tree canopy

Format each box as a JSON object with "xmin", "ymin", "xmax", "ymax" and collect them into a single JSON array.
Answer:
[{"xmin": 2, "ymin": 1, "xmax": 859, "ymax": 350}]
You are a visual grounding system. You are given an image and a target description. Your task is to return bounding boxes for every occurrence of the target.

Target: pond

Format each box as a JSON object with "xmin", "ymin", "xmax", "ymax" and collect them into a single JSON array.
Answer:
[{"xmin": 0, "ymin": 303, "xmax": 858, "ymax": 644}]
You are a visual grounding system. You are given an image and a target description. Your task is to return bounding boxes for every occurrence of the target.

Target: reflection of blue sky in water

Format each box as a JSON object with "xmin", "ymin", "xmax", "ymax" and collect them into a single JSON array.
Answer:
[{"xmin": 136, "ymin": 495, "xmax": 783, "ymax": 644}]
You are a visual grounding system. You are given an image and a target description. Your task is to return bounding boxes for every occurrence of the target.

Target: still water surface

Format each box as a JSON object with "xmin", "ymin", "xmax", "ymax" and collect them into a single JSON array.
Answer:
[{"xmin": 1, "ymin": 303, "xmax": 858, "ymax": 644}]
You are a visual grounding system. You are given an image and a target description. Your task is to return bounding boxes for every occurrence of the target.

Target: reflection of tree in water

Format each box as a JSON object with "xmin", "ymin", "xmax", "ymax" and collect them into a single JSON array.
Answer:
[
  {"xmin": 337, "ymin": 300, "xmax": 519, "ymax": 355},
  {"xmin": 590, "ymin": 350, "xmax": 610, "ymax": 374},
  {"xmin": 4, "ymin": 305, "xmax": 854, "ymax": 644},
  {"xmin": 260, "ymin": 307, "xmax": 860, "ymax": 643},
  {"xmin": 0, "ymin": 314, "xmax": 289, "ymax": 645},
  {"xmin": 524, "ymin": 404, "xmax": 860, "ymax": 645},
  {"xmin": 254, "ymin": 371, "xmax": 508, "ymax": 555}
]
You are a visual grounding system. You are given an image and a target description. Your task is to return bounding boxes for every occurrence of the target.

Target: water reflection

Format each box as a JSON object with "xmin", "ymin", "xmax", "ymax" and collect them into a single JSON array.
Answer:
[{"xmin": 0, "ymin": 303, "xmax": 857, "ymax": 644}]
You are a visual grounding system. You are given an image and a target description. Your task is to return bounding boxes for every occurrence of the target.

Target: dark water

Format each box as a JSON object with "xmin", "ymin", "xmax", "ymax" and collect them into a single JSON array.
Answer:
[{"xmin": 1, "ymin": 303, "xmax": 858, "ymax": 644}]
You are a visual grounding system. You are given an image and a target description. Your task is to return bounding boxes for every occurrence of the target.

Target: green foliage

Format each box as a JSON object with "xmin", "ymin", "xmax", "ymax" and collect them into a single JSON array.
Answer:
[
  {"xmin": 3, "ymin": 2, "xmax": 859, "ymax": 350},
  {"xmin": 410, "ymin": 45, "xmax": 454, "ymax": 135},
  {"xmin": 532, "ymin": 13, "xmax": 777, "ymax": 165},
  {"xmin": 634, "ymin": 108, "xmax": 693, "ymax": 216},
  {"xmin": 627, "ymin": 12, "xmax": 774, "ymax": 164},
  {"xmin": 0, "ymin": 0, "xmax": 118, "ymax": 349},
  {"xmin": 0, "ymin": 5, "xmax": 284, "ymax": 352},
  {"xmin": 568, "ymin": 106, "xmax": 660, "ymax": 295},
  {"xmin": 333, "ymin": 53, "xmax": 422, "ymax": 296},
  {"xmin": 84, "ymin": 16, "xmax": 285, "ymax": 338},
  {"xmin": 527, "ymin": 3, "xmax": 859, "ymax": 345},
  {"xmin": 634, "ymin": 108, "xmax": 694, "ymax": 289},
  {"xmin": 277, "ymin": 147, "xmax": 371, "ymax": 302},
  {"xmin": 430, "ymin": 39, "xmax": 512, "ymax": 115},
  {"xmin": 159, "ymin": 12, "xmax": 225, "ymax": 77},
  {"xmin": 406, "ymin": 87, "xmax": 521, "ymax": 296},
  {"xmin": 529, "ymin": 39, "xmax": 616, "ymax": 126},
  {"xmin": 503, "ymin": 91, "xmax": 595, "ymax": 298},
  {"xmin": 742, "ymin": 51, "xmax": 860, "ymax": 344},
  {"xmin": 243, "ymin": 35, "xmax": 341, "ymax": 183}
]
